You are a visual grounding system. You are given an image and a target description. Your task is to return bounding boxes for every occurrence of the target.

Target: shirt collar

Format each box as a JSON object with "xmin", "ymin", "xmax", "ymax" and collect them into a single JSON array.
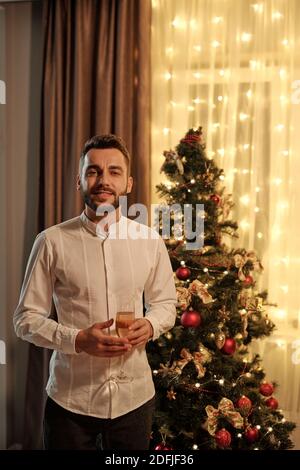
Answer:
[{"xmin": 80, "ymin": 210, "xmax": 127, "ymax": 239}]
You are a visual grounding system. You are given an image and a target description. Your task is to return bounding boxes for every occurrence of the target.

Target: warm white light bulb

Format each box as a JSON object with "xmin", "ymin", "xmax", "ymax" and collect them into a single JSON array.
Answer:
[
  {"xmin": 250, "ymin": 60, "xmax": 259, "ymax": 69},
  {"xmin": 212, "ymin": 16, "xmax": 223, "ymax": 24},
  {"xmin": 277, "ymin": 201, "xmax": 289, "ymax": 209},
  {"xmin": 251, "ymin": 3, "xmax": 264, "ymax": 13},
  {"xmin": 276, "ymin": 309, "xmax": 287, "ymax": 320},
  {"xmin": 193, "ymin": 72, "xmax": 202, "ymax": 79},
  {"xmin": 239, "ymin": 112, "xmax": 249, "ymax": 121},
  {"xmin": 272, "ymin": 11, "xmax": 283, "ymax": 20},
  {"xmin": 171, "ymin": 17, "xmax": 186, "ymax": 29},
  {"xmin": 279, "ymin": 68, "xmax": 287, "ymax": 79},
  {"xmin": 240, "ymin": 194, "xmax": 250, "ymax": 205},
  {"xmin": 241, "ymin": 32, "xmax": 252, "ymax": 42},
  {"xmin": 240, "ymin": 219, "xmax": 250, "ymax": 231}
]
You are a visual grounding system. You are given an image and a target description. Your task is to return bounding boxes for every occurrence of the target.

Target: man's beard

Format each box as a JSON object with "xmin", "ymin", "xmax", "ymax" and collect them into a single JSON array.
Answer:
[{"xmin": 81, "ymin": 187, "xmax": 128, "ymax": 213}]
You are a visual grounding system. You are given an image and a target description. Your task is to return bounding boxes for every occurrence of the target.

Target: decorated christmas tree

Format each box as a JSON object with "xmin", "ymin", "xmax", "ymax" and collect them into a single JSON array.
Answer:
[{"xmin": 147, "ymin": 127, "xmax": 295, "ymax": 450}]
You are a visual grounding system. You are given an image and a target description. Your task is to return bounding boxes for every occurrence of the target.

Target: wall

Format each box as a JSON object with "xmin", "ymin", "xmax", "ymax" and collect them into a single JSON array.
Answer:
[{"xmin": 0, "ymin": 0, "xmax": 43, "ymax": 448}]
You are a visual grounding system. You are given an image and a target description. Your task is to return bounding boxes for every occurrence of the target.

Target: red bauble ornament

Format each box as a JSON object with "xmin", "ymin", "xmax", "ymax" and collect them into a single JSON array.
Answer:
[
  {"xmin": 176, "ymin": 266, "xmax": 191, "ymax": 281},
  {"xmin": 154, "ymin": 443, "xmax": 173, "ymax": 450},
  {"xmin": 259, "ymin": 383, "xmax": 274, "ymax": 397},
  {"xmin": 215, "ymin": 428, "xmax": 231, "ymax": 448},
  {"xmin": 243, "ymin": 275, "xmax": 254, "ymax": 286},
  {"xmin": 245, "ymin": 427, "xmax": 259, "ymax": 443},
  {"xmin": 181, "ymin": 310, "xmax": 202, "ymax": 328},
  {"xmin": 221, "ymin": 338, "xmax": 236, "ymax": 355},
  {"xmin": 265, "ymin": 397, "xmax": 278, "ymax": 410},
  {"xmin": 210, "ymin": 194, "xmax": 221, "ymax": 205},
  {"xmin": 236, "ymin": 396, "xmax": 252, "ymax": 416}
]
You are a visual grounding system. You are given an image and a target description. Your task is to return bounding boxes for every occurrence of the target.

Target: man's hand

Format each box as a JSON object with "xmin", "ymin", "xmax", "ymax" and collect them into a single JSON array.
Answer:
[
  {"xmin": 127, "ymin": 318, "xmax": 153, "ymax": 346},
  {"xmin": 75, "ymin": 319, "xmax": 132, "ymax": 357}
]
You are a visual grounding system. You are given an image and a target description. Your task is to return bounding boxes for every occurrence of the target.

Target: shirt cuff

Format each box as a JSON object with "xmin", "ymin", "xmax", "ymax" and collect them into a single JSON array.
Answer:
[
  {"xmin": 144, "ymin": 315, "xmax": 161, "ymax": 341},
  {"xmin": 58, "ymin": 325, "xmax": 82, "ymax": 355}
]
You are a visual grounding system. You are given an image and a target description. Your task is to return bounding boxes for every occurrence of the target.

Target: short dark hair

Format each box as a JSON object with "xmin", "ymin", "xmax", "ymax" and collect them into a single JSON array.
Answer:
[{"xmin": 79, "ymin": 134, "xmax": 131, "ymax": 174}]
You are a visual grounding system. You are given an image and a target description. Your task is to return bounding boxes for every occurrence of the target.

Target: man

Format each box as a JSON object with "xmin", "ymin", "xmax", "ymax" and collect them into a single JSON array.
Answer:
[{"xmin": 13, "ymin": 134, "xmax": 177, "ymax": 450}]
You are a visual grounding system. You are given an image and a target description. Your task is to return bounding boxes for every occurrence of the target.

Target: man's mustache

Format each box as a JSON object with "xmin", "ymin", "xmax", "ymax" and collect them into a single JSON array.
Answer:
[{"xmin": 92, "ymin": 187, "xmax": 116, "ymax": 195}]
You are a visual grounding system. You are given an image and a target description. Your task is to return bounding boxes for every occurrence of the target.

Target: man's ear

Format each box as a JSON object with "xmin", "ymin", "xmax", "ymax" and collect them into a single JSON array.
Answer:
[
  {"xmin": 127, "ymin": 176, "xmax": 133, "ymax": 194},
  {"xmin": 76, "ymin": 174, "xmax": 81, "ymax": 191}
]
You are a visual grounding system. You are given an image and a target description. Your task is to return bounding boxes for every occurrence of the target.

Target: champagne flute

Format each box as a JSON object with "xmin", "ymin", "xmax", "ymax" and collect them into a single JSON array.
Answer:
[{"xmin": 115, "ymin": 296, "xmax": 135, "ymax": 379}]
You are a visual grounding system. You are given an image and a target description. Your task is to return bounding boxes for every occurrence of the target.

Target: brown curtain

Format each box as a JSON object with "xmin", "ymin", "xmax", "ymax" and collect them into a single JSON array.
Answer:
[{"xmin": 23, "ymin": 0, "xmax": 151, "ymax": 449}]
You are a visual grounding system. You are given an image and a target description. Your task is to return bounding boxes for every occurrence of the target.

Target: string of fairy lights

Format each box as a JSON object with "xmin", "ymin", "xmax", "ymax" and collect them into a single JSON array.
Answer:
[
  {"xmin": 152, "ymin": 363, "xmax": 288, "ymax": 450},
  {"xmin": 152, "ymin": 0, "xmax": 294, "ymax": 329}
]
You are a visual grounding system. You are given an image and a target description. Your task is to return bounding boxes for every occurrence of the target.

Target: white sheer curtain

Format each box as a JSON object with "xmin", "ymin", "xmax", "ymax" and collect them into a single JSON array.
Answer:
[{"xmin": 151, "ymin": 0, "xmax": 300, "ymax": 427}]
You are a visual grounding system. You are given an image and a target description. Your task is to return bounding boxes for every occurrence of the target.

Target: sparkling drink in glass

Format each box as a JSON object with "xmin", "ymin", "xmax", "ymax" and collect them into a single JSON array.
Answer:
[{"xmin": 115, "ymin": 296, "xmax": 135, "ymax": 380}]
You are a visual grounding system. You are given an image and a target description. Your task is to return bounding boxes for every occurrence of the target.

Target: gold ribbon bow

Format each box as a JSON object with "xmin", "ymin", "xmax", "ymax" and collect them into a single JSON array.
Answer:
[
  {"xmin": 176, "ymin": 287, "xmax": 191, "ymax": 310},
  {"xmin": 189, "ymin": 280, "xmax": 214, "ymax": 304},
  {"xmin": 162, "ymin": 149, "xmax": 184, "ymax": 175},
  {"xmin": 160, "ymin": 346, "xmax": 211, "ymax": 379},
  {"xmin": 205, "ymin": 398, "xmax": 244, "ymax": 435},
  {"xmin": 234, "ymin": 251, "xmax": 262, "ymax": 281}
]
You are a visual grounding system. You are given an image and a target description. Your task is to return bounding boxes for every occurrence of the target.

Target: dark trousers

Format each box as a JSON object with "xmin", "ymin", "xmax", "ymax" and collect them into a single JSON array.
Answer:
[{"xmin": 43, "ymin": 396, "xmax": 155, "ymax": 450}]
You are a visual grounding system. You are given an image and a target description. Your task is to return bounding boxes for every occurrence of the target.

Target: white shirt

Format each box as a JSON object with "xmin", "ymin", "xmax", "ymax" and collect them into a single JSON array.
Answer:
[{"xmin": 13, "ymin": 212, "xmax": 177, "ymax": 418}]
